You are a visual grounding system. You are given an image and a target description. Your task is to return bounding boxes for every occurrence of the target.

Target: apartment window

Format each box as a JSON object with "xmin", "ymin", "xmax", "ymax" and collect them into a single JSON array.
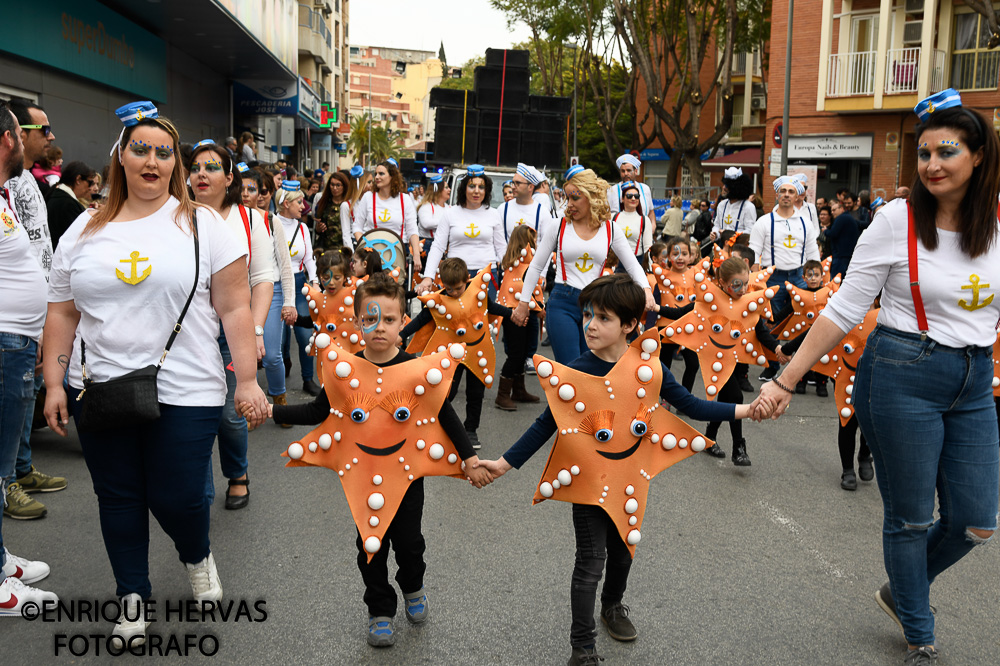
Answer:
[{"xmin": 951, "ymin": 11, "xmax": 1000, "ymax": 90}]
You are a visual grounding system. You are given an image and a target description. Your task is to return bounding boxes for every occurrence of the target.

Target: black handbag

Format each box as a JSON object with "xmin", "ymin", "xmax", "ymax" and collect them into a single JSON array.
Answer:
[{"xmin": 75, "ymin": 220, "xmax": 201, "ymax": 433}]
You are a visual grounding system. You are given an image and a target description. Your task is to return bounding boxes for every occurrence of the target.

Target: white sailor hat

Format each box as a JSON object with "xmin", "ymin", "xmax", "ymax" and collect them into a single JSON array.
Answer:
[
  {"xmin": 615, "ymin": 153, "xmax": 641, "ymax": 170},
  {"xmin": 565, "ymin": 164, "xmax": 585, "ymax": 180},
  {"xmin": 516, "ymin": 163, "xmax": 541, "ymax": 185},
  {"xmin": 723, "ymin": 167, "xmax": 743, "ymax": 179},
  {"xmin": 773, "ymin": 175, "xmax": 805, "ymax": 195},
  {"xmin": 532, "ymin": 166, "xmax": 549, "ymax": 183}
]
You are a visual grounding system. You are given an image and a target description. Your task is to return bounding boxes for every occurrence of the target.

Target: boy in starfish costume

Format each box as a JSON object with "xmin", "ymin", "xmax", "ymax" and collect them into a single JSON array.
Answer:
[{"xmin": 478, "ymin": 274, "xmax": 773, "ymax": 665}]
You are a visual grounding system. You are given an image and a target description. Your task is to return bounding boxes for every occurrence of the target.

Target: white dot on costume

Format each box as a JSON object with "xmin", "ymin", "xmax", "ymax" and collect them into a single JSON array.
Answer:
[
  {"xmin": 598, "ymin": 498, "xmax": 605, "ymax": 504},
  {"xmin": 539, "ymin": 482, "xmax": 554, "ymax": 498},
  {"xmin": 629, "ymin": 516, "xmax": 638, "ymax": 526},
  {"xmin": 604, "ymin": 380, "xmax": 611, "ymax": 386},
  {"xmin": 575, "ymin": 401, "xmax": 586, "ymax": 412},
  {"xmin": 368, "ymin": 493, "xmax": 385, "ymax": 510},
  {"xmin": 636, "ymin": 365, "xmax": 654, "ymax": 383},
  {"xmin": 607, "ymin": 387, "xmax": 613, "ymax": 393},
  {"xmin": 288, "ymin": 443, "xmax": 304, "ymax": 459},
  {"xmin": 684, "ymin": 324, "xmax": 694, "ymax": 334},
  {"xmin": 558, "ymin": 384, "xmax": 575, "ymax": 401},
  {"xmin": 477, "ymin": 292, "xmax": 486, "ymax": 301},
  {"xmin": 308, "ymin": 442, "xmax": 318, "ymax": 452},
  {"xmin": 485, "ymin": 375, "xmax": 493, "ymax": 384},
  {"xmin": 364, "ymin": 536, "xmax": 381, "ymax": 553},
  {"xmin": 416, "ymin": 439, "xmax": 426, "ymax": 449},
  {"xmin": 482, "ymin": 273, "xmax": 491, "ymax": 283},
  {"xmin": 344, "ymin": 296, "xmax": 354, "ymax": 306},
  {"xmin": 845, "ymin": 398, "xmax": 852, "ymax": 405},
  {"xmin": 305, "ymin": 345, "xmax": 312, "ymax": 355},
  {"xmin": 712, "ymin": 362, "xmax": 723, "ymax": 372},
  {"xmin": 641, "ymin": 353, "xmax": 651, "ymax": 361},
  {"xmin": 338, "ymin": 470, "xmax": 344, "ymax": 476},
  {"xmin": 426, "ymin": 368, "xmax": 443, "ymax": 385},
  {"xmin": 300, "ymin": 286, "xmax": 309, "ymax": 296},
  {"xmin": 315, "ymin": 333, "xmax": 331, "ymax": 349},
  {"xmin": 704, "ymin": 293, "xmax": 714, "ymax": 303},
  {"xmin": 993, "ymin": 377, "xmax": 1000, "ymax": 388},
  {"xmin": 756, "ymin": 356, "xmax": 767, "ymax": 365},
  {"xmin": 610, "ymin": 394, "xmax": 615, "ymax": 399},
  {"xmin": 662, "ymin": 435, "xmax": 677, "ymax": 450},
  {"xmin": 572, "ymin": 466, "xmax": 581, "ymax": 476},
  {"xmin": 650, "ymin": 434, "xmax": 659, "ymax": 444},
  {"xmin": 717, "ymin": 352, "xmax": 724, "ymax": 359},
  {"xmin": 537, "ymin": 361, "xmax": 553, "ymax": 378},
  {"xmin": 415, "ymin": 385, "xmax": 425, "ymax": 395},
  {"xmin": 369, "ymin": 516, "xmax": 379, "ymax": 527},
  {"xmin": 820, "ymin": 354, "xmax": 830, "ymax": 364},
  {"xmin": 850, "ymin": 375, "xmax": 856, "ymax": 382},
  {"xmin": 334, "ymin": 431, "xmax": 342, "ymax": 442},
  {"xmin": 448, "ymin": 454, "xmax": 457, "ymax": 464},
  {"xmin": 641, "ymin": 338, "xmax": 658, "ymax": 354},
  {"xmin": 665, "ymin": 327, "xmax": 675, "ymax": 337},
  {"xmin": 308, "ymin": 299, "xmax": 316, "ymax": 309},
  {"xmin": 841, "ymin": 407, "xmax": 852, "ymax": 418},
  {"xmin": 437, "ymin": 305, "xmax": 447, "ymax": 315},
  {"xmin": 694, "ymin": 272, "xmax": 704, "ymax": 283},
  {"xmin": 338, "ymin": 307, "xmax": 345, "ymax": 313},
  {"xmin": 478, "ymin": 358, "xmax": 488, "ymax": 368},
  {"xmin": 345, "ymin": 463, "xmax": 351, "ymax": 470},
  {"xmin": 845, "ymin": 385, "xmax": 853, "ymax": 396},
  {"xmin": 375, "ymin": 387, "xmax": 381, "ymax": 394},
  {"xmin": 692, "ymin": 436, "xmax": 706, "ymax": 452},
  {"xmin": 552, "ymin": 480, "xmax": 561, "ymax": 490},
  {"xmin": 748, "ymin": 302, "xmax": 758, "ymax": 312},
  {"xmin": 707, "ymin": 385, "xmax": 717, "ymax": 396},
  {"xmin": 625, "ymin": 498, "xmax": 639, "ymax": 514},
  {"xmin": 557, "ymin": 469, "xmax": 572, "ymax": 486},
  {"xmin": 832, "ymin": 354, "xmax": 839, "ymax": 362},
  {"xmin": 697, "ymin": 325, "xmax": 704, "ymax": 332},
  {"xmin": 445, "ymin": 314, "xmax": 453, "ymax": 320},
  {"xmin": 327, "ymin": 350, "xmax": 338, "ymax": 362},
  {"xmin": 627, "ymin": 530, "xmax": 641, "ymax": 545},
  {"xmin": 679, "ymin": 438, "xmax": 689, "ymax": 448},
  {"xmin": 700, "ymin": 284, "xmax": 707, "ymax": 291},
  {"xmin": 318, "ymin": 434, "xmax": 332, "ymax": 450},
  {"xmin": 404, "ymin": 465, "xmax": 410, "ymax": 471},
  {"xmin": 745, "ymin": 343, "xmax": 754, "ymax": 353},
  {"xmin": 711, "ymin": 376, "xmax": 718, "ymax": 383},
  {"xmin": 427, "ymin": 299, "xmax": 436, "ymax": 308},
  {"xmin": 372, "ymin": 475, "xmax": 383, "ymax": 486},
  {"xmin": 549, "ymin": 376, "xmax": 560, "ymax": 387},
  {"xmin": 625, "ymin": 484, "xmax": 635, "ymax": 495},
  {"xmin": 764, "ymin": 289, "xmax": 775, "ymax": 298},
  {"xmin": 637, "ymin": 388, "xmax": 646, "ymax": 398},
  {"xmin": 508, "ymin": 287, "xmax": 515, "ymax": 293},
  {"xmin": 429, "ymin": 443, "xmax": 445, "ymax": 460},
  {"xmin": 349, "ymin": 334, "xmax": 359, "ymax": 344},
  {"xmin": 477, "ymin": 350, "xmax": 484, "ymax": 357},
  {"xmin": 449, "ymin": 343, "xmax": 465, "ymax": 359},
  {"xmin": 376, "ymin": 378, "xmax": 383, "ymax": 384},
  {"xmin": 398, "ymin": 456, "xmax": 405, "ymax": 463}
]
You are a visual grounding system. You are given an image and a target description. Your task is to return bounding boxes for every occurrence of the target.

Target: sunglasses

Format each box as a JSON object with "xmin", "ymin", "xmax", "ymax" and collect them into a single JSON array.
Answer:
[
  {"xmin": 623, "ymin": 193, "xmax": 641, "ymax": 200},
  {"xmin": 21, "ymin": 124, "xmax": 52, "ymax": 137}
]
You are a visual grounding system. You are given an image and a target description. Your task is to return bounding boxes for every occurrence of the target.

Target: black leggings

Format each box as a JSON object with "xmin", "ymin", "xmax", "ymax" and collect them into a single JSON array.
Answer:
[
  {"xmin": 500, "ymin": 312, "xmax": 537, "ymax": 378},
  {"xmin": 661, "ymin": 344, "xmax": 699, "ymax": 393},
  {"xmin": 705, "ymin": 374, "xmax": 744, "ymax": 445},
  {"xmin": 448, "ymin": 364, "xmax": 485, "ymax": 432},
  {"xmin": 838, "ymin": 414, "xmax": 871, "ymax": 470}
]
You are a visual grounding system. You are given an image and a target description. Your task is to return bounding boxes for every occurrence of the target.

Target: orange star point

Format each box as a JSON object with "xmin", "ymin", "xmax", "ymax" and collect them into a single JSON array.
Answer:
[{"xmin": 810, "ymin": 309, "xmax": 879, "ymax": 425}]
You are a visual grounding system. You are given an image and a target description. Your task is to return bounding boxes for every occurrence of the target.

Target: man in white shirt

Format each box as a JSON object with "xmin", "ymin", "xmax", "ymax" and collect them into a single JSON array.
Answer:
[
  {"xmin": 0, "ymin": 101, "xmax": 60, "ymax": 609},
  {"xmin": 495, "ymin": 163, "xmax": 552, "ymax": 251},
  {"xmin": 607, "ymin": 153, "xmax": 656, "ymax": 234},
  {"xmin": 3, "ymin": 99, "xmax": 65, "ymax": 520},
  {"xmin": 529, "ymin": 167, "xmax": 555, "ymax": 217}
]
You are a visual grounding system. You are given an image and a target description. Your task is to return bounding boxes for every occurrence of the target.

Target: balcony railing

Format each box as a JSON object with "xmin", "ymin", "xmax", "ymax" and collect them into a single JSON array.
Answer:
[
  {"xmin": 728, "ymin": 113, "xmax": 744, "ymax": 140},
  {"xmin": 950, "ymin": 50, "xmax": 1000, "ymax": 91},
  {"xmin": 298, "ymin": 7, "xmax": 332, "ymax": 50},
  {"xmin": 827, "ymin": 51, "xmax": 877, "ymax": 97},
  {"xmin": 731, "ymin": 51, "xmax": 762, "ymax": 77},
  {"xmin": 884, "ymin": 47, "xmax": 920, "ymax": 94}
]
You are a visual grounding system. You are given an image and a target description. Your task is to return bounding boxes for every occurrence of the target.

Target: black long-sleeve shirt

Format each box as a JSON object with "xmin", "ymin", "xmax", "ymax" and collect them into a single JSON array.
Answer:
[{"xmin": 272, "ymin": 349, "xmax": 478, "ymax": 461}]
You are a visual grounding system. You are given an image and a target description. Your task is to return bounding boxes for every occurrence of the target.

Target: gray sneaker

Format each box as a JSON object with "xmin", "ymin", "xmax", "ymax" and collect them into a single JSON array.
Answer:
[
  {"xmin": 904, "ymin": 646, "xmax": 938, "ymax": 665},
  {"xmin": 367, "ymin": 616, "xmax": 395, "ymax": 647},
  {"xmin": 875, "ymin": 582, "xmax": 905, "ymax": 638},
  {"xmin": 466, "ymin": 430, "xmax": 481, "ymax": 450},
  {"xmin": 403, "ymin": 587, "xmax": 429, "ymax": 624}
]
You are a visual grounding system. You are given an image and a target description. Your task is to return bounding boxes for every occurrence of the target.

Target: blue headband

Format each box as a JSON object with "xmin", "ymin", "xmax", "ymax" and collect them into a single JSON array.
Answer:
[
  {"xmin": 236, "ymin": 162, "xmax": 249, "ymax": 173},
  {"xmin": 870, "ymin": 196, "xmax": 884, "ymax": 210},
  {"xmin": 193, "ymin": 139, "xmax": 217, "ymax": 150},
  {"xmin": 565, "ymin": 164, "xmax": 585, "ymax": 180},
  {"xmin": 350, "ymin": 165, "xmax": 364, "ymax": 178},
  {"xmin": 466, "ymin": 164, "xmax": 485, "ymax": 177}
]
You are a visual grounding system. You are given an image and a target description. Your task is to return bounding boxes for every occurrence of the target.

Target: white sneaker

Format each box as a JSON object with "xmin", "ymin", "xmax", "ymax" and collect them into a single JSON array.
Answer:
[
  {"xmin": 2, "ymin": 549, "xmax": 50, "ymax": 584},
  {"xmin": 185, "ymin": 552, "xmax": 222, "ymax": 603},
  {"xmin": 525, "ymin": 359, "xmax": 536, "ymax": 375},
  {"xmin": 110, "ymin": 593, "xmax": 147, "ymax": 648},
  {"xmin": 0, "ymin": 575, "xmax": 58, "ymax": 616}
]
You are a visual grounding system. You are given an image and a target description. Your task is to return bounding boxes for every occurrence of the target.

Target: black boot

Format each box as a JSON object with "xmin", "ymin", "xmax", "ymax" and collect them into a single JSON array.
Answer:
[{"xmin": 732, "ymin": 439, "xmax": 751, "ymax": 466}]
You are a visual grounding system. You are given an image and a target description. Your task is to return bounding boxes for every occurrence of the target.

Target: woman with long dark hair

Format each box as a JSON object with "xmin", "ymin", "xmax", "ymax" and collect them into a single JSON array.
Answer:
[
  {"xmin": 313, "ymin": 171, "xmax": 352, "ymax": 252},
  {"xmin": 760, "ymin": 90, "xmax": 1000, "ymax": 666}
]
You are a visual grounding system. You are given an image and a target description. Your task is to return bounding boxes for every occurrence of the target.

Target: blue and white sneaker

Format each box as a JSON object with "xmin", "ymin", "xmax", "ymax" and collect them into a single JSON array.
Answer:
[
  {"xmin": 367, "ymin": 616, "xmax": 395, "ymax": 647},
  {"xmin": 403, "ymin": 587, "xmax": 429, "ymax": 624}
]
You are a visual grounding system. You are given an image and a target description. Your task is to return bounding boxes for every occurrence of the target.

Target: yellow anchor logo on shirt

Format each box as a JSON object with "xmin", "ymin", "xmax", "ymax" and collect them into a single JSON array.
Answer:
[
  {"xmin": 516, "ymin": 218, "xmax": 525, "ymax": 225},
  {"xmin": 575, "ymin": 253, "xmax": 595, "ymax": 272},
  {"xmin": 464, "ymin": 222, "xmax": 480, "ymax": 238},
  {"xmin": 377, "ymin": 208, "xmax": 392, "ymax": 223},
  {"xmin": 782, "ymin": 234, "xmax": 797, "ymax": 249},
  {"xmin": 290, "ymin": 246, "xmax": 299, "ymax": 258},
  {"xmin": 958, "ymin": 274, "xmax": 994, "ymax": 311},
  {"xmin": 623, "ymin": 225, "xmax": 633, "ymax": 238},
  {"xmin": 116, "ymin": 251, "xmax": 151, "ymax": 285},
  {"xmin": 724, "ymin": 214, "xmax": 733, "ymax": 227}
]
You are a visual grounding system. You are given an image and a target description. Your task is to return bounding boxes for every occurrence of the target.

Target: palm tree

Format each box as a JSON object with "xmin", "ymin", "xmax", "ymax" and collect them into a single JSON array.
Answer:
[{"xmin": 345, "ymin": 113, "xmax": 372, "ymax": 167}]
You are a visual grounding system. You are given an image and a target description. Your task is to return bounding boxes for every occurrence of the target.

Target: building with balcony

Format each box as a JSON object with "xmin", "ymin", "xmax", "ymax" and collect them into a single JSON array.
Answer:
[
  {"xmin": 297, "ymin": 0, "xmax": 350, "ymax": 173},
  {"xmin": 766, "ymin": 0, "xmax": 999, "ymax": 205}
]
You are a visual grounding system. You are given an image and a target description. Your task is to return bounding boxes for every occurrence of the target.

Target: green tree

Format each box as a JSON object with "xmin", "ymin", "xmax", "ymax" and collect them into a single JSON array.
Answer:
[
  {"xmin": 437, "ymin": 56, "xmax": 484, "ymax": 91},
  {"xmin": 346, "ymin": 113, "xmax": 410, "ymax": 167}
]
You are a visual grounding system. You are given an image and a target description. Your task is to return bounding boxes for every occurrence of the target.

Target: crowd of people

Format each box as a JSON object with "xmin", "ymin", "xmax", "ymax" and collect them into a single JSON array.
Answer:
[{"xmin": 1, "ymin": 88, "xmax": 998, "ymax": 666}]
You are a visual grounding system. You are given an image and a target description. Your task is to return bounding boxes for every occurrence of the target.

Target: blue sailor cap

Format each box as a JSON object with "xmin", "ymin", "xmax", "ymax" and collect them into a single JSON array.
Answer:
[
  {"xmin": 114, "ymin": 101, "xmax": 158, "ymax": 127},
  {"xmin": 236, "ymin": 162, "xmax": 250, "ymax": 173},
  {"xmin": 281, "ymin": 180, "xmax": 300, "ymax": 192},
  {"xmin": 564, "ymin": 164, "xmax": 585, "ymax": 180},
  {"xmin": 466, "ymin": 164, "xmax": 485, "ymax": 177},
  {"xmin": 914, "ymin": 88, "xmax": 962, "ymax": 123},
  {"xmin": 427, "ymin": 173, "xmax": 444, "ymax": 184},
  {"xmin": 350, "ymin": 165, "xmax": 364, "ymax": 178}
]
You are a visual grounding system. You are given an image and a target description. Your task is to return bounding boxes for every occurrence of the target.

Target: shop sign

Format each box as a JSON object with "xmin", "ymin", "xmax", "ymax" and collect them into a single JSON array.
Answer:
[
  {"xmin": 786, "ymin": 135, "xmax": 873, "ymax": 159},
  {"xmin": 235, "ymin": 80, "xmax": 298, "ymax": 116}
]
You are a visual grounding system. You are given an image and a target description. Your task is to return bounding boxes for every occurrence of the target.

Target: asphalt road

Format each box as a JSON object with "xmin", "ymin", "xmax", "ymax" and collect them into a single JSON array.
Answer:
[{"xmin": 3, "ymin": 345, "xmax": 999, "ymax": 665}]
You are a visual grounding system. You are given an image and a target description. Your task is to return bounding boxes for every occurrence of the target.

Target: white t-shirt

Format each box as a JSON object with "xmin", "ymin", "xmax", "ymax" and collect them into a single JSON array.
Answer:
[
  {"xmin": 224, "ymin": 205, "xmax": 275, "ymax": 288},
  {"xmin": 48, "ymin": 198, "xmax": 245, "ymax": 406},
  {"xmin": 607, "ymin": 181, "xmax": 654, "ymax": 218},
  {"xmin": 423, "ymin": 205, "xmax": 502, "ymax": 276},
  {"xmin": 417, "ymin": 202, "xmax": 447, "ymax": 239},
  {"xmin": 822, "ymin": 198, "xmax": 1000, "ymax": 348},
  {"xmin": 611, "ymin": 210, "xmax": 653, "ymax": 256},
  {"xmin": 714, "ymin": 198, "xmax": 757, "ymax": 235},
  {"xmin": 748, "ymin": 210, "xmax": 820, "ymax": 269},
  {"xmin": 494, "ymin": 200, "xmax": 552, "ymax": 251},
  {"xmin": 774, "ymin": 200, "xmax": 821, "ymax": 237},
  {"xmin": 0, "ymin": 191, "xmax": 46, "ymax": 339},
  {"xmin": 5, "ymin": 171, "xmax": 53, "ymax": 278},
  {"xmin": 352, "ymin": 191, "xmax": 418, "ymax": 241},
  {"xmin": 518, "ymin": 217, "xmax": 649, "ymax": 300},
  {"xmin": 264, "ymin": 212, "xmax": 296, "ymax": 307},
  {"xmin": 278, "ymin": 214, "xmax": 317, "ymax": 281},
  {"xmin": 532, "ymin": 191, "xmax": 555, "ymax": 217}
]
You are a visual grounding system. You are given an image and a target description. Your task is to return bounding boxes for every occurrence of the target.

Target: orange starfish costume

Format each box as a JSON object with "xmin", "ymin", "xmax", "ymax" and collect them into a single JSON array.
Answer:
[
  {"xmin": 811, "ymin": 308, "xmax": 880, "ymax": 426},
  {"xmin": 762, "ymin": 279, "xmax": 841, "ymax": 362},
  {"xmin": 498, "ymin": 248, "xmax": 544, "ymax": 313},
  {"xmin": 529, "ymin": 329, "xmax": 714, "ymax": 556},
  {"xmin": 282, "ymin": 344, "xmax": 470, "ymax": 561},
  {"xmin": 303, "ymin": 277, "xmax": 367, "ymax": 356}
]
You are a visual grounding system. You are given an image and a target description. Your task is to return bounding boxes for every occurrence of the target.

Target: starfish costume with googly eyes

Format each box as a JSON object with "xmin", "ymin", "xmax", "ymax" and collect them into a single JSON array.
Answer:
[
  {"xmin": 498, "ymin": 248, "xmax": 544, "ymax": 313},
  {"xmin": 530, "ymin": 329, "xmax": 714, "ymax": 557},
  {"xmin": 406, "ymin": 265, "xmax": 497, "ymax": 388},
  {"xmin": 810, "ymin": 308, "xmax": 880, "ymax": 425},
  {"xmin": 302, "ymin": 277, "xmax": 367, "ymax": 357},
  {"xmin": 282, "ymin": 344, "xmax": 469, "ymax": 561},
  {"xmin": 762, "ymin": 280, "xmax": 841, "ymax": 362},
  {"xmin": 661, "ymin": 272, "xmax": 775, "ymax": 399},
  {"xmin": 649, "ymin": 259, "xmax": 711, "ymax": 327}
]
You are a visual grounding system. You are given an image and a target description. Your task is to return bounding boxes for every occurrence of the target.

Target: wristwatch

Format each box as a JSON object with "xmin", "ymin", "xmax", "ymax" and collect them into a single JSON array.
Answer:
[{"xmin": 254, "ymin": 325, "xmax": 264, "ymax": 336}]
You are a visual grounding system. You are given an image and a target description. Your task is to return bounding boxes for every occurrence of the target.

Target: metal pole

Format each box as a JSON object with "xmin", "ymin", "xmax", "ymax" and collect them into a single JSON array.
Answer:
[
  {"xmin": 572, "ymin": 44, "xmax": 578, "ymax": 158},
  {"xmin": 368, "ymin": 73, "xmax": 372, "ymax": 167},
  {"xmin": 779, "ymin": 0, "xmax": 793, "ymax": 175}
]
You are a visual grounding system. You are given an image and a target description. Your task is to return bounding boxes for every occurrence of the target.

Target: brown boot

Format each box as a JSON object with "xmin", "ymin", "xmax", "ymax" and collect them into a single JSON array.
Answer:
[
  {"xmin": 494, "ymin": 376, "xmax": 518, "ymax": 411},
  {"xmin": 272, "ymin": 392, "xmax": 292, "ymax": 428},
  {"xmin": 511, "ymin": 374, "xmax": 540, "ymax": 403}
]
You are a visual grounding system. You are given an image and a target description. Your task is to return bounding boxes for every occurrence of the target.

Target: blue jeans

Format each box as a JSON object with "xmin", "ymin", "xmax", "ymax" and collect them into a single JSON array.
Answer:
[
  {"xmin": 262, "ymin": 282, "xmax": 286, "ymax": 396},
  {"xmin": 209, "ymin": 330, "xmax": 248, "ymax": 503},
  {"xmin": 69, "ymin": 387, "xmax": 221, "ymax": 599},
  {"xmin": 766, "ymin": 267, "xmax": 806, "ymax": 320},
  {"xmin": 282, "ymin": 272, "xmax": 314, "ymax": 382},
  {"xmin": 15, "ymin": 373, "xmax": 44, "ymax": 479},
  {"xmin": 0, "ymin": 333, "xmax": 37, "ymax": 571},
  {"xmin": 546, "ymin": 284, "xmax": 587, "ymax": 365},
  {"xmin": 854, "ymin": 325, "xmax": 999, "ymax": 647}
]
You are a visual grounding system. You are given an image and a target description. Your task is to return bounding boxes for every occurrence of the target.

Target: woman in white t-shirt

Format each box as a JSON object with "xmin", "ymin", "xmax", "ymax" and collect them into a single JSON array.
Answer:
[
  {"xmin": 511, "ymin": 165, "xmax": 656, "ymax": 363},
  {"xmin": 760, "ymin": 92, "xmax": 1000, "ymax": 665},
  {"xmin": 610, "ymin": 181, "xmax": 653, "ymax": 270},
  {"xmin": 42, "ymin": 106, "xmax": 267, "ymax": 647},
  {"xmin": 415, "ymin": 172, "xmax": 450, "ymax": 253},
  {"xmin": 190, "ymin": 140, "xmax": 274, "ymax": 510},
  {"xmin": 351, "ymin": 159, "xmax": 421, "ymax": 274}
]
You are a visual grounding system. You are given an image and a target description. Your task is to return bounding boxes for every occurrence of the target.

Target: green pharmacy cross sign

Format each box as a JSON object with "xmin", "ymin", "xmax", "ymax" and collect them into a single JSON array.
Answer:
[{"xmin": 320, "ymin": 103, "xmax": 338, "ymax": 128}]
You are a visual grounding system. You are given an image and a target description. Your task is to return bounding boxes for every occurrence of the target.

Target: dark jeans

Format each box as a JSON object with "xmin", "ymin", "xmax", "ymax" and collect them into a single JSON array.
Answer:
[
  {"xmin": 282, "ymin": 271, "xmax": 314, "ymax": 382},
  {"xmin": 209, "ymin": 329, "xmax": 248, "ymax": 502},
  {"xmin": 69, "ymin": 387, "xmax": 221, "ymax": 599},
  {"xmin": 570, "ymin": 503, "xmax": 632, "ymax": 648},
  {"xmin": 356, "ymin": 479, "xmax": 426, "ymax": 617},
  {"xmin": 705, "ymin": 374, "xmax": 744, "ymax": 445},
  {"xmin": 501, "ymin": 312, "xmax": 539, "ymax": 377},
  {"xmin": 838, "ymin": 413, "xmax": 871, "ymax": 471},
  {"xmin": 448, "ymin": 365, "xmax": 486, "ymax": 432}
]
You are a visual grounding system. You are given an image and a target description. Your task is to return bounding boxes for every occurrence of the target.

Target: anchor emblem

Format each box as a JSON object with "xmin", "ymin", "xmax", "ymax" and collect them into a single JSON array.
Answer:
[
  {"xmin": 959, "ymin": 274, "xmax": 994, "ymax": 311},
  {"xmin": 116, "ymin": 251, "xmax": 151, "ymax": 285},
  {"xmin": 782, "ymin": 234, "xmax": 797, "ymax": 249},
  {"xmin": 724, "ymin": 214, "xmax": 733, "ymax": 228},
  {"xmin": 575, "ymin": 252, "xmax": 594, "ymax": 272},
  {"xmin": 927, "ymin": 102, "xmax": 936, "ymax": 114},
  {"xmin": 290, "ymin": 247, "xmax": 299, "ymax": 258},
  {"xmin": 516, "ymin": 218, "xmax": 525, "ymax": 225},
  {"xmin": 464, "ymin": 222, "xmax": 480, "ymax": 238},
  {"xmin": 623, "ymin": 225, "xmax": 632, "ymax": 238},
  {"xmin": 377, "ymin": 207, "xmax": 392, "ymax": 223}
]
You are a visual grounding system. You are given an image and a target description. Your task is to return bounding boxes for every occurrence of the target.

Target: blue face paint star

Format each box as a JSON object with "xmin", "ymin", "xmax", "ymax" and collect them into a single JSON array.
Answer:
[
  {"xmin": 362, "ymin": 301, "xmax": 381, "ymax": 334},
  {"xmin": 583, "ymin": 303, "xmax": 594, "ymax": 333}
]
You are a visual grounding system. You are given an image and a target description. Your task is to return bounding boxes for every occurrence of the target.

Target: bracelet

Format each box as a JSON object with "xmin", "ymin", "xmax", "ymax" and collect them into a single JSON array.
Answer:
[{"xmin": 772, "ymin": 377, "xmax": 795, "ymax": 394}]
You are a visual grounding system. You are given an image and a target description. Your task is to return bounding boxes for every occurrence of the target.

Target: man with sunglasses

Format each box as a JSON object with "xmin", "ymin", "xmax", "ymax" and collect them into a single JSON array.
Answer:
[{"xmin": 3, "ymin": 99, "xmax": 65, "ymax": 521}]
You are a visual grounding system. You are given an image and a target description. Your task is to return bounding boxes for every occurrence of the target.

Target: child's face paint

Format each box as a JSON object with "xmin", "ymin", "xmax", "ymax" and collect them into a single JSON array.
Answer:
[
  {"xmin": 358, "ymin": 296, "xmax": 404, "ymax": 358},
  {"xmin": 804, "ymin": 268, "xmax": 824, "ymax": 289},
  {"xmin": 668, "ymin": 244, "xmax": 690, "ymax": 271},
  {"xmin": 361, "ymin": 301, "xmax": 381, "ymax": 334},
  {"xmin": 582, "ymin": 304, "xmax": 631, "ymax": 353},
  {"xmin": 582, "ymin": 303, "xmax": 594, "ymax": 333},
  {"xmin": 321, "ymin": 268, "xmax": 346, "ymax": 293},
  {"xmin": 721, "ymin": 272, "xmax": 749, "ymax": 299}
]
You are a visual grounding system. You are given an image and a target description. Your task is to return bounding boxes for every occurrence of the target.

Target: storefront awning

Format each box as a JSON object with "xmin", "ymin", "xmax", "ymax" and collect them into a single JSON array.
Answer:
[{"xmin": 702, "ymin": 147, "xmax": 763, "ymax": 170}]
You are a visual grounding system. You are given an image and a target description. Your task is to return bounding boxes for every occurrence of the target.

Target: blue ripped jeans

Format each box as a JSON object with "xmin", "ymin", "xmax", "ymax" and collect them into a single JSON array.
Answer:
[
  {"xmin": 854, "ymin": 325, "xmax": 999, "ymax": 647},
  {"xmin": 0, "ymin": 333, "xmax": 37, "ymax": 571}
]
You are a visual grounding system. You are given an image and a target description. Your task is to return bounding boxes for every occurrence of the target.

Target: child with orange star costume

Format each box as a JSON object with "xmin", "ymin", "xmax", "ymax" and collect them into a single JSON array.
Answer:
[
  {"xmin": 478, "ymin": 274, "xmax": 773, "ymax": 665},
  {"xmin": 400, "ymin": 259, "xmax": 513, "ymax": 449},
  {"xmin": 663, "ymin": 257, "xmax": 781, "ymax": 465},
  {"xmin": 651, "ymin": 236, "xmax": 701, "ymax": 392},
  {"xmin": 266, "ymin": 273, "xmax": 492, "ymax": 648}
]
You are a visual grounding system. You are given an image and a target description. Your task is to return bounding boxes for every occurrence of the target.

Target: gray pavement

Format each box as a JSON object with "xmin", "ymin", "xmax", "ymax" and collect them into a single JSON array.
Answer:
[{"xmin": 3, "ymin": 348, "xmax": 999, "ymax": 665}]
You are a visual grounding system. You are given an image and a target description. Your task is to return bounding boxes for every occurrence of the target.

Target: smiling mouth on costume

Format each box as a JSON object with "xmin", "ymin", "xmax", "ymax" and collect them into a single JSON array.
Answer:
[
  {"xmin": 597, "ymin": 437, "xmax": 642, "ymax": 460},
  {"xmin": 710, "ymin": 338, "xmax": 736, "ymax": 350},
  {"xmin": 356, "ymin": 439, "xmax": 406, "ymax": 456}
]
